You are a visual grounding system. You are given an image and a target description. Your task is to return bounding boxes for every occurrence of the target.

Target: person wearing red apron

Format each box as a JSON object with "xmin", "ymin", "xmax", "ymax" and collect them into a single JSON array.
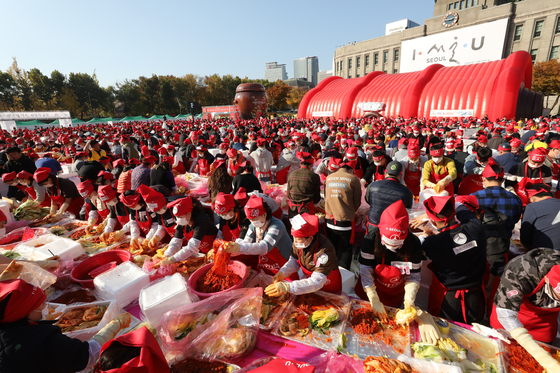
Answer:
[
  {"xmin": 214, "ymin": 192, "xmax": 255, "ymax": 268},
  {"xmin": 137, "ymin": 184, "xmax": 175, "ymax": 249},
  {"xmin": 421, "ymin": 195, "xmax": 487, "ymax": 325},
  {"xmin": 33, "ymin": 167, "xmax": 84, "ymax": 220},
  {"xmin": 489, "ymin": 248, "xmax": 560, "ymax": 372},
  {"xmin": 251, "ymin": 138, "xmax": 274, "ymax": 183},
  {"xmin": 77, "ymin": 180, "xmax": 107, "ymax": 234},
  {"xmin": 158, "ymin": 197, "xmax": 219, "ymax": 266},
  {"xmin": 226, "ymin": 148, "xmax": 246, "ymax": 176},
  {"xmin": 423, "ymin": 143, "xmax": 456, "ymax": 196},
  {"xmin": 364, "ymin": 146, "xmax": 389, "ymax": 184},
  {"xmin": 286, "ymin": 151, "xmax": 321, "ymax": 219},
  {"xmin": 119, "ymin": 191, "xmax": 156, "ymax": 250},
  {"xmin": 224, "ymin": 195, "xmax": 299, "ymax": 281},
  {"xmin": 194, "ymin": 146, "xmax": 212, "ymax": 177},
  {"xmin": 356, "ymin": 200, "xmax": 422, "ymax": 320},
  {"xmin": 16, "ymin": 170, "xmax": 51, "ymax": 207},
  {"xmin": 97, "ymin": 185, "xmax": 129, "ymax": 244},
  {"xmin": 344, "ymin": 147, "xmax": 364, "ymax": 179},
  {"xmin": 276, "ymin": 142, "xmax": 299, "ymax": 185},
  {"xmin": 95, "ymin": 326, "xmax": 170, "ymax": 373},
  {"xmin": 512, "ymin": 148, "xmax": 548, "ymax": 206},
  {"xmin": 265, "ymin": 213, "xmax": 341, "ymax": 298},
  {"xmin": 402, "ymin": 145, "xmax": 423, "ymax": 197}
]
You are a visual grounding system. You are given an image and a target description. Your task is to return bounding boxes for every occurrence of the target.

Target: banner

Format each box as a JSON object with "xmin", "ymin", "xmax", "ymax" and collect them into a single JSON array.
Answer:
[
  {"xmin": 400, "ymin": 18, "xmax": 508, "ymax": 73},
  {"xmin": 430, "ymin": 109, "xmax": 474, "ymax": 117},
  {"xmin": 312, "ymin": 111, "xmax": 333, "ymax": 117},
  {"xmin": 0, "ymin": 111, "xmax": 71, "ymax": 120}
]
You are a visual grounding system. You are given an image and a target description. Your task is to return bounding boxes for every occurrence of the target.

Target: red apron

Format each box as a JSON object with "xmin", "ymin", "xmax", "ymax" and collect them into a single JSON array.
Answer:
[
  {"xmin": 198, "ymin": 158, "xmax": 210, "ymax": 176},
  {"xmin": 346, "ymin": 160, "xmax": 364, "ymax": 179},
  {"xmin": 173, "ymin": 161, "xmax": 186, "ymax": 175},
  {"xmin": 457, "ymin": 174, "xmax": 484, "ymax": 196},
  {"xmin": 404, "ymin": 163, "xmax": 421, "ymax": 196},
  {"xmin": 276, "ymin": 167, "xmax": 289, "ymax": 185},
  {"xmin": 222, "ymin": 216, "xmax": 259, "ymax": 269},
  {"xmin": 354, "ymin": 266, "xmax": 405, "ymax": 308},
  {"xmin": 116, "ymin": 213, "xmax": 129, "ymax": 230},
  {"xmin": 288, "ymin": 200, "xmax": 315, "ymax": 215},
  {"xmin": 429, "ymin": 163, "xmax": 454, "ymax": 196},
  {"xmin": 374, "ymin": 168, "xmax": 385, "ymax": 182},
  {"xmin": 490, "ymin": 274, "xmax": 560, "ymax": 343},
  {"xmin": 85, "ymin": 203, "xmax": 108, "ymax": 225},
  {"xmin": 256, "ymin": 170, "xmax": 272, "ymax": 182},
  {"xmin": 50, "ymin": 179, "xmax": 83, "ymax": 217},
  {"xmin": 25, "ymin": 186, "xmax": 52, "ymax": 207},
  {"xmin": 229, "ymin": 157, "xmax": 245, "ymax": 176},
  {"xmin": 136, "ymin": 209, "xmax": 153, "ymax": 236},
  {"xmin": 258, "ymin": 247, "xmax": 299, "ymax": 281},
  {"xmin": 181, "ymin": 229, "xmax": 217, "ymax": 254},
  {"xmin": 514, "ymin": 163, "xmax": 542, "ymax": 206},
  {"xmin": 298, "ymin": 246, "xmax": 342, "ymax": 294}
]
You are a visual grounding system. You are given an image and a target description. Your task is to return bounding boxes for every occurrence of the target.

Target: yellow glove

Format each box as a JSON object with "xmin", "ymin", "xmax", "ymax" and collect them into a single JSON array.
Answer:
[
  {"xmin": 416, "ymin": 309, "xmax": 441, "ymax": 345},
  {"xmin": 112, "ymin": 230, "xmax": 125, "ymax": 242},
  {"xmin": 273, "ymin": 271, "xmax": 285, "ymax": 283},
  {"xmin": 85, "ymin": 224, "xmax": 95, "ymax": 236},
  {"xmin": 426, "ymin": 181, "xmax": 436, "ymax": 188},
  {"xmin": 51, "ymin": 214, "xmax": 62, "ymax": 223},
  {"xmin": 365, "ymin": 285, "xmax": 388, "ymax": 323},
  {"xmin": 130, "ymin": 237, "xmax": 140, "ymax": 250},
  {"xmin": 157, "ymin": 256, "xmax": 177, "ymax": 267},
  {"xmin": 224, "ymin": 242, "xmax": 240, "ymax": 254},
  {"xmin": 511, "ymin": 327, "xmax": 560, "ymax": 373},
  {"xmin": 95, "ymin": 224, "xmax": 105, "ymax": 235},
  {"xmin": 99, "ymin": 232, "xmax": 110, "ymax": 244},
  {"xmin": 148, "ymin": 235, "xmax": 161, "ymax": 249},
  {"xmin": 403, "ymin": 282, "xmax": 420, "ymax": 308},
  {"xmin": 264, "ymin": 281, "xmax": 290, "ymax": 297},
  {"xmin": 91, "ymin": 313, "xmax": 132, "ymax": 346}
]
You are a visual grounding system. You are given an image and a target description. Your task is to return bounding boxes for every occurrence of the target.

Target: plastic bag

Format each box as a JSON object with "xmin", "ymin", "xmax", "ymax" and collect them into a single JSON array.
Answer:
[
  {"xmin": 56, "ymin": 300, "xmax": 119, "ymax": 342},
  {"xmin": 0, "ymin": 261, "xmax": 57, "ymax": 290},
  {"xmin": 47, "ymin": 284, "xmax": 98, "ymax": 305},
  {"xmin": 397, "ymin": 355, "xmax": 462, "ymax": 373},
  {"xmin": 158, "ymin": 287, "xmax": 262, "ymax": 363},
  {"xmin": 306, "ymin": 351, "xmax": 365, "ymax": 373},
  {"xmin": 189, "ymin": 178, "xmax": 209, "ymax": 198},
  {"xmin": 237, "ymin": 357, "xmax": 316, "ymax": 373}
]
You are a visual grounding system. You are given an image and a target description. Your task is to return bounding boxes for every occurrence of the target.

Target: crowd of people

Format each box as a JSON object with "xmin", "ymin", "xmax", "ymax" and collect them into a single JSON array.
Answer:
[{"xmin": 1, "ymin": 113, "xmax": 560, "ymax": 372}]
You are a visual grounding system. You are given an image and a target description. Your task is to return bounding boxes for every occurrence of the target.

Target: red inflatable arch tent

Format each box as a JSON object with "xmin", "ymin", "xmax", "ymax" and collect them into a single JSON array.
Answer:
[{"xmin": 298, "ymin": 51, "xmax": 542, "ymax": 121}]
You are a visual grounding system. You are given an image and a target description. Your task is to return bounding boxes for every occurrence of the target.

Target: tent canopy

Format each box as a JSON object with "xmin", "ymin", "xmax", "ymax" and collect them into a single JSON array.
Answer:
[
  {"xmin": 87, "ymin": 117, "xmax": 114, "ymax": 123},
  {"xmin": 16, "ymin": 120, "xmax": 47, "ymax": 127}
]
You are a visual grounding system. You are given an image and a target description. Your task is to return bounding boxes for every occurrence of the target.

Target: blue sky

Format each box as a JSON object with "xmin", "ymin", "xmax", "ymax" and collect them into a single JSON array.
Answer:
[{"xmin": 1, "ymin": 0, "xmax": 434, "ymax": 88}]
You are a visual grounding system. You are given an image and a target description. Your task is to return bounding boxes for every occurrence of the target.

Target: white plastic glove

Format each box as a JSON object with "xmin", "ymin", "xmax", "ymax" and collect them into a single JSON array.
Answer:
[
  {"xmin": 223, "ymin": 242, "xmax": 240, "ymax": 255},
  {"xmin": 365, "ymin": 284, "xmax": 388, "ymax": 323},
  {"xmin": 416, "ymin": 309, "xmax": 441, "ymax": 345},
  {"xmin": 403, "ymin": 282, "xmax": 420, "ymax": 308},
  {"xmin": 157, "ymin": 257, "xmax": 177, "ymax": 267},
  {"xmin": 511, "ymin": 327, "xmax": 560, "ymax": 373},
  {"xmin": 164, "ymin": 238, "xmax": 183, "ymax": 257},
  {"xmin": 426, "ymin": 181, "xmax": 436, "ymax": 188},
  {"xmin": 442, "ymin": 175, "xmax": 453, "ymax": 185},
  {"xmin": 91, "ymin": 313, "xmax": 132, "ymax": 346}
]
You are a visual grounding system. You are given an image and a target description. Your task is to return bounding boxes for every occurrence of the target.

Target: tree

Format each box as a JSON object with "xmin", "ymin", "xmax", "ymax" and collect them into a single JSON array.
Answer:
[
  {"xmin": 532, "ymin": 59, "xmax": 560, "ymax": 112},
  {"xmin": 58, "ymin": 87, "xmax": 82, "ymax": 117},
  {"xmin": 138, "ymin": 75, "xmax": 161, "ymax": 115},
  {"xmin": 68, "ymin": 72, "xmax": 107, "ymax": 118},
  {"xmin": 287, "ymin": 87, "xmax": 308, "ymax": 110},
  {"xmin": 159, "ymin": 76, "xmax": 179, "ymax": 114},
  {"xmin": 115, "ymin": 79, "xmax": 143, "ymax": 116},
  {"xmin": 266, "ymin": 80, "xmax": 292, "ymax": 111},
  {"xmin": 7, "ymin": 57, "xmax": 33, "ymax": 110},
  {"xmin": 29, "ymin": 68, "xmax": 55, "ymax": 109},
  {"xmin": 0, "ymin": 71, "xmax": 17, "ymax": 110}
]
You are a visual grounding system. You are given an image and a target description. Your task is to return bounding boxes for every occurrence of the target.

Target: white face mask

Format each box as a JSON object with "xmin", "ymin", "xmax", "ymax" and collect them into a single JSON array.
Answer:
[
  {"xmin": 176, "ymin": 217, "xmax": 188, "ymax": 226},
  {"xmin": 130, "ymin": 204, "xmax": 142, "ymax": 211},
  {"xmin": 44, "ymin": 183, "xmax": 53, "ymax": 188},
  {"xmin": 220, "ymin": 149, "xmax": 226, "ymax": 154},
  {"xmin": 294, "ymin": 238, "xmax": 312, "ymax": 249},
  {"xmin": 106, "ymin": 199, "xmax": 118, "ymax": 206},
  {"xmin": 410, "ymin": 159, "xmax": 419, "ymax": 165},
  {"xmin": 528, "ymin": 161, "xmax": 541, "ymax": 169},
  {"xmin": 0, "ymin": 228, "xmax": 5, "ymax": 237},
  {"xmin": 251, "ymin": 218, "xmax": 266, "ymax": 228},
  {"xmin": 220, "ymin": 212, "xmax": 235, "ymax": 221},
  {"xmin": 432, "ymin": 157, "xmax": 443, "ymax": 164},
  {"xmin": 385, "ymin": 244, "xmax": 400, "ymax": 252},
  {"xmin": 374, "ymin": 161, "xmax": 383, "ymax": 166}
]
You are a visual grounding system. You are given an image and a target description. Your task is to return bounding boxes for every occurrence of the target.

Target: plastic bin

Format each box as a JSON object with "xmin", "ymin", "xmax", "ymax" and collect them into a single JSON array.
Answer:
[
  {"xmin": 139, "ymin": 273, "xmax": 197, "ymax": 328},
  {"xmin": 70, "ymin": 250, "xmax": 132, "ymax": 289},
  {"xmin": 94, "ymin": 261, "xmax": 150, "ymax": 308},
  {"xmin": 187, "ymin": 260, "xmax": 248, "ymax": 299},
  {"xmin": 14, "ymin": 234, "xmax": 85, "ymax": 260}
]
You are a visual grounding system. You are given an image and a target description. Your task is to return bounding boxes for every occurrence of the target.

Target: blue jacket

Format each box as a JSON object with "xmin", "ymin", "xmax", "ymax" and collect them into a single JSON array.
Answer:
[{"xmin": 494, "ymin": 152, "xmax": 521, "ymax": 175}]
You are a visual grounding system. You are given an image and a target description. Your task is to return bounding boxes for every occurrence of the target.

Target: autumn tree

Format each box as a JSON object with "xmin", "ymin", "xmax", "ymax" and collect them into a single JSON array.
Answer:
[
  {"xmin": 7, "ymin": 58, "xmax": 33, "ymax": 110},
  {"xmin": 287, "ymin": 87, "xmax": 308, "ymax": 110},
  {"xmin": 532, "ymin": 59, "xmax": 560, "ymax": 112},
  {"xmin": 266, "ymin": 80, "xmax": 292, "ymax": 111}
]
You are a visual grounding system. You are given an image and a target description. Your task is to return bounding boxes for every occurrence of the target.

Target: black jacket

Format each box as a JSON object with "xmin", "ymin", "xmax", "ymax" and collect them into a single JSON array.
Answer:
[
  {"xmin": 0, "ymin": 320, "xmax": 89, "ymax": 373},
  {"xmin": 365, "ymin": 177, "xmax": 413, "ymax": 228}
]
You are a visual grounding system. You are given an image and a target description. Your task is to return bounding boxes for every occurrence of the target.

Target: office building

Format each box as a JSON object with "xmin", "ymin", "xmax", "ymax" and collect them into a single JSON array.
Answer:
[
  {"xmin": 264, "ymin": 62, "xmax": 288, "ymax": 82},
  {"xmin": 317, "ymin": 70, "xmax": 333, "ymax": 84},
  {"xmin": 294, "ymin": 56, "xmax": 319, "ymax": 87}
]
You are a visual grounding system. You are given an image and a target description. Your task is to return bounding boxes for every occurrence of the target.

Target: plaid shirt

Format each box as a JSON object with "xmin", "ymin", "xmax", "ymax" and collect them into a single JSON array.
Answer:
[
  {"xmin": 131, "ymin": 165, "xmax": 151, "ymax": 190},
  {"xmin": 472, "ymin": 186, "xmax": 522, "ymax": 233},
  {"xmin": 287, "ymin": 167, "xmax": 321, "ymax": 204}
]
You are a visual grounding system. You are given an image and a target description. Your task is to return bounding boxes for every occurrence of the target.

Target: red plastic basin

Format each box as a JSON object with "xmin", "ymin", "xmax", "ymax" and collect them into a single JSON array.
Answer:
[
  {"xmin": 70, "ymin": 250, "xmax": 132, "ymax": 289},
  {"xmin": 187, "ymin": 260, "xmax": 248, "ymax": 299}
]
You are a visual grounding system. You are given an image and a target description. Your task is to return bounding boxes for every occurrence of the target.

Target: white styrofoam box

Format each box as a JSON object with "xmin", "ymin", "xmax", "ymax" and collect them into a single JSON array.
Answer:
[
  {"xmin": 339, "ymin": 266, "xmax": 356, "ymax": 295},
  {"xmin": 208, "ymin": 148, "xmax": 220, "ymax": 157},
  {"xmin": 94, "ymin": 261, "xmax": 150, "ymax": 308},
  {"xmin": 60, "ymin": 164, "xmax": 74, "ymax": 174},
  {"xmin": 139, "ymin": 273, "xmax": 196, "ymax": 328},
  {"xmin": 14, "ymin": 234, "xmax": 85, "ymax": 260},
  {"xmin": 0, "ymin": 201, "xmax": 14, "ymax": 223}
]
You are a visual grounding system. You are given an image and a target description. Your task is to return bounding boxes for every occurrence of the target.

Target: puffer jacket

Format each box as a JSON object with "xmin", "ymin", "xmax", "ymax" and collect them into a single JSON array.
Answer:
[
  {"xmin": 250, "ymin": 147, "xmax": 273, "ymax": 173},
  {"xmin": 366, "ymin": 176, "xmax": 413, "ymax": 227}
]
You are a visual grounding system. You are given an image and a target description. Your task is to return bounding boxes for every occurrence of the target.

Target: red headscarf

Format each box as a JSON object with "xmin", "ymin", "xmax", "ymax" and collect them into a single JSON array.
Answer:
[
  {"xmin": 290, "ymin": 213, "xmax": 319, "ymax": 238},
  {"xmin": 244, "ymin": 195, "xmax": 266, "ymax": 218},
  {"xmin": 215, "ymin": 193, "xmax": 236, "ymax": 215},
  {"xmin": 529, "ymin": 147, "xmax": 547, "ymax": 163},
  {"xmin": 482, "ymin": 158, "xmax": 504, "ymax": 179},
  {"xmin": 0, "ymin": 279, "xmax": 46, "ymax": 324},
  {"xmin": 119, "ymin": 193, "xmax": 142, "ymax": 208},
  {"xmin": 424, "ymin": 195, "xmax": 455, "ymax": 222},
  {"xmin": 137, "ymin": 185, "xmax": 166, "ymax": 211},
  {"xmin": 167, "ymin": 197, "xmax": 193, "ymax": 217},
  {"xmin": 95, "ymin": 327, "xmax": 170, "ymax": 373},
  {"xmin": 378, "ymin": 200, "xmax": 408, "ymax": 246}
]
